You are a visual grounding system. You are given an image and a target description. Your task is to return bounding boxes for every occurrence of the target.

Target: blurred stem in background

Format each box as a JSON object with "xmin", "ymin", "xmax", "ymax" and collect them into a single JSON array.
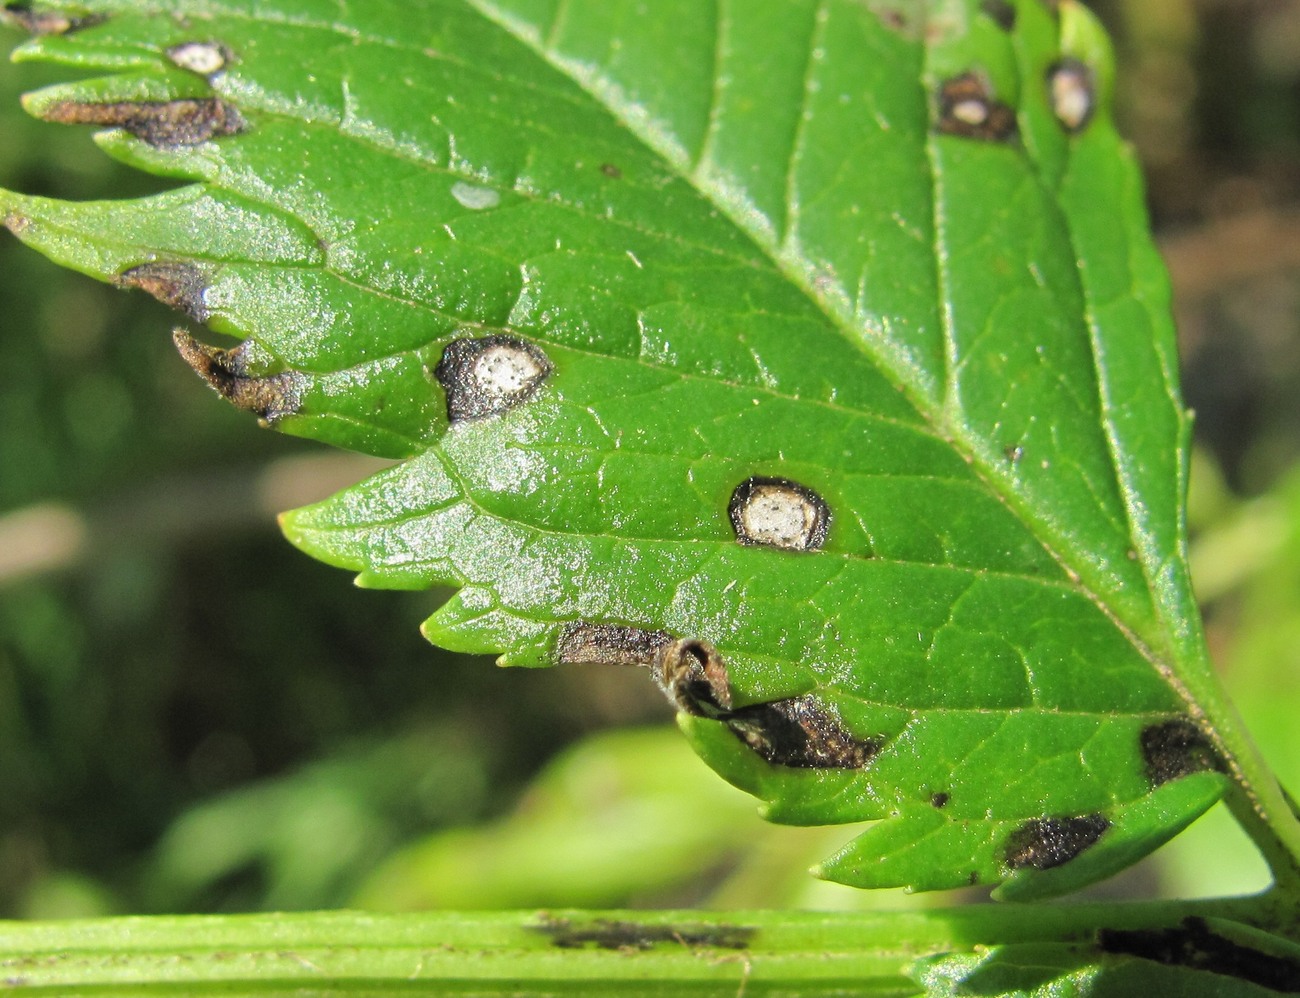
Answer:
[{"xmin": 1, "ymin": 3, "xmax": 1298, "ymax": 918}]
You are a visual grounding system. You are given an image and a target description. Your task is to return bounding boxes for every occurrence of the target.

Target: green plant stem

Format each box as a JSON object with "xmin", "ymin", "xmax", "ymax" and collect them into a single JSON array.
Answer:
[
  {"xmin": 0, "ymin": 899, "xmax": 1285, "ymax": 997},
  {"xmin": 1174, "ymin": 631, "xmax": 1300, "ymax": 897}
]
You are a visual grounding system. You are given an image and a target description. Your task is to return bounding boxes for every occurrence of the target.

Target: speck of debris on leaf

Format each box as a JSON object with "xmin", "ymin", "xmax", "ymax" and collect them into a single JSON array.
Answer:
[
  {"xmin": 39, "ymin": 98, "xmax": 246, "ymax": 148},
  {"xmin": 980, "ymin": 0, "xmax": 1016, "ymax": 30},
  {"xmin": 532, "ymin": 914, "xmax": 755, "ymax": 952},
  {"xmin": 1047, "ymin": 58, "xmax": 1096, "ymax": 133},
  {"xmin": 937, "ymin": 73, "xmax": 1018, "ymax": 142},
  {"xmin": 599, "ymin": 162, "xmax": 622, "ymax": 179},
  {"xmin": 434, "ymin": 334, "xmax": 553, "ymax": 422},
  {"xmin": 729, "ymin": 476, "xmax": 830, "ymax": 552},
  {"xmin": 1004, "ymin": 813, "xmax": 1110, "ymax": 870},
  {"xmin": 119, "ymin": 261, "xmax": 209, "ymax": 321},
  {"xmin": 0, "ymin": 2, "xmax": 103, "ymax": 34},
  {"xmin": 556, "ymin": 622, "xmax": 672, "ymax": 668},
  {"xmin": 173, "ymin": 328, "xmax": 304, "ymax": 423},
  {"xmin": 167, "ymin": 41, "xmax": 231, "ymax": 77},
  {"xmin": 1140, "ymin": 718, "xmax": 1223, "ymax": 787}
]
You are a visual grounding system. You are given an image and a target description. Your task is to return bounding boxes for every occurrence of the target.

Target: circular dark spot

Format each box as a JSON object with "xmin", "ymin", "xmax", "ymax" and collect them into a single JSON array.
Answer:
[
  {"xmin": 937, "ymin": 73, "xmax": 1018, "ymax": 142},
  {"xmin": 600, "ymin": 162, "xmax": 622, "ymax": 179},
  {"xmin": 728, "ymin": 477, "xmax": 830, "ymax": 551},
  {"xmin": 434, "ymin": 334, "xmax": 553, "ymax": 422},
  {"xmin": 1047, "ymin": 58, "xmax": 1095, "ymax": 133},
  {"xmin": 931, "ymin": 792, "xmax": 951, "ymax": 809}
]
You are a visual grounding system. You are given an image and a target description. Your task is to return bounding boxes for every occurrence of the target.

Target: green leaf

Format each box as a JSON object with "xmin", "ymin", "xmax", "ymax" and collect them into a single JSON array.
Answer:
[{"xmin": 0, "ymin": 0, "xmax": 1245, "ymax": 896}]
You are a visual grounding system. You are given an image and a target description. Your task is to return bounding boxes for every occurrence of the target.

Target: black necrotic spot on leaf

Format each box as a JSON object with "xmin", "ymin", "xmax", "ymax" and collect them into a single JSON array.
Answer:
[
  {"xmin": 1047, "ymin": 58, "xmax": 1096, "ymax": 133},
  {"xmin": 119, "ymin": 261, "xmax": 210, "ymax": 321},
  {"xmin": 173, "ymin": 328, "xmax": 303, "ymax": 423},
  {"xmin": 1141, "ymin": 718, "xmax": 1224, "ymax": 787},
  {"xmin": 39, "ymin": 98, "xmax": 246, "ymax": 148},
  {"xmin": 726, "ymin": 696, "xmax": 880, "ymax": 769},
  {"xmin": 937, "ymin": 73, "xmax": 1018, "ymax": 142},
  {"xmin": 931, "ymin": 792, "xmax": 951, "ymax": 809},
  {"xmin": 729, "ymin": 477, "xmax": 830, "ymax": 551},
  {"xmin": 434, "ymin": 335, "xmax": 553, "ymax": 422},
  {"xmin": 556, "ymin": 621, "xmax": 672, "ymax": 667},
  {"xmin": 1004, "ymin": 814, "xmax": 1110, "ymax": 870},
  {"xmin": 980, "ymin": 0, "xmax": 1016, "ymax": 31}
]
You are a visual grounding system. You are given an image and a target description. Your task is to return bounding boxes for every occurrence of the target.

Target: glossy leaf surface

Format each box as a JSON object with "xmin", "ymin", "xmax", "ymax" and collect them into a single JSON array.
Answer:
[{"xmin": 0, "ymin": 0, "xmax": 1227, "ymax": 895}]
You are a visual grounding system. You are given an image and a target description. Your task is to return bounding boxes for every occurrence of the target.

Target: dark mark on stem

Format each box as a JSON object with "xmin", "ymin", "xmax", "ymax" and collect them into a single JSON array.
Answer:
[
  {"xmin": 39, "ymin": 98, "xmax": 246, "ymax": 148},
  {"xmin": 1099, "ymin": 917, "xmax": 1300, "ymax": 993},
  {"xmin": 533, "ymin": 914, "xmax": 755, "ymax": 952}
]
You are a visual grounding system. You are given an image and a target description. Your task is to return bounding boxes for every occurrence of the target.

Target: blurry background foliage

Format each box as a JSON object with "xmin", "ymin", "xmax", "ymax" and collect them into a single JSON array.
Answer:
[{"xmin": 1, "ymin": 0, "xmax": 1298, "ymax": 919}]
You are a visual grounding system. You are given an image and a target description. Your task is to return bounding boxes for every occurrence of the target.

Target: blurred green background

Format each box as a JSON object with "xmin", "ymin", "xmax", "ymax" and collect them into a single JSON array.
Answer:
[{"xmin": 0, "ymin": 1, "xmax": 1298, "ymax": 918}]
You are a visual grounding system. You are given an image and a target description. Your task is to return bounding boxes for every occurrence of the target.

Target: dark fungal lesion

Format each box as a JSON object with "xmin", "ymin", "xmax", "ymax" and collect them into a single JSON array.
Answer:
[
  {"xmin": 173, "ymin": 328, "xmax": 304, "ymax": 423},
  {"xmin": 657, "ymin": 641, "xmax": 879, "ymax": 769},
  {"xmin": 725, "ymin": 696, "xmax": 880, "ymax": 769},
  {"xmin": 1047, "ymin": 58, "xmax": 1097, "ymax": 133},
  {"xmin": 0, "ymin": 2, "xmax": 103, "ymax": 34},
  {"xmin": 556, "ymin": 622, "xmax": 672, "ymax": 669},
  {"xmin": 1099, "ymin": 917, "xmax": 1300, "ymax": 994},
  {"xmin": 936, "ymin": 73, "xmax": 1018, "ymax": 142},
  {"xmin": 434, "ymin": 334, "xmax": 553, "ymax": 422},
  {"xmin": 1004, "ymin": 813, "xmax": 1110, "ymax": 870},
  {"xmin": 1140, "ymin": 718, "xmax": 1224, "ymax": 787},
  {"xmin": 37, "ymin": 98, "xmax": 246, "ymax": 148},
  {"xmin": 980, "ymin": 0, "xmax": 1016, "ymax": 31},
  {"xmin": 729, "ymin": 476, "xmax": 831, "ymax": 552},
  {"xmin": 532, "ymin": 914, "xmax": 754, "ymax": 952},
  {"xmin": 166, "ymin": 41, "xmax": 233, "ymax": 79},
  {"xmin": 556, "ymin": 623, "xmax": 878, "ymax": 770},
  {"xmin": 119, "ymin": 261, "xmax": 210, "ymax": 322}
]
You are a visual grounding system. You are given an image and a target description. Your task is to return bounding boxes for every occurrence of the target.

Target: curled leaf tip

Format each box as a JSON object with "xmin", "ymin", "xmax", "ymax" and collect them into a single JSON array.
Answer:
[
  {"xmin": 173, "ymin": 328, "xmax": 303, "ymax": 423},
  {"xmin": 37, "ymin": 98, "xmax": 246, "ymax": 148},
  {"xmin": 120, "ymin": 261, "xmax": 210, "ymax": 321}
]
